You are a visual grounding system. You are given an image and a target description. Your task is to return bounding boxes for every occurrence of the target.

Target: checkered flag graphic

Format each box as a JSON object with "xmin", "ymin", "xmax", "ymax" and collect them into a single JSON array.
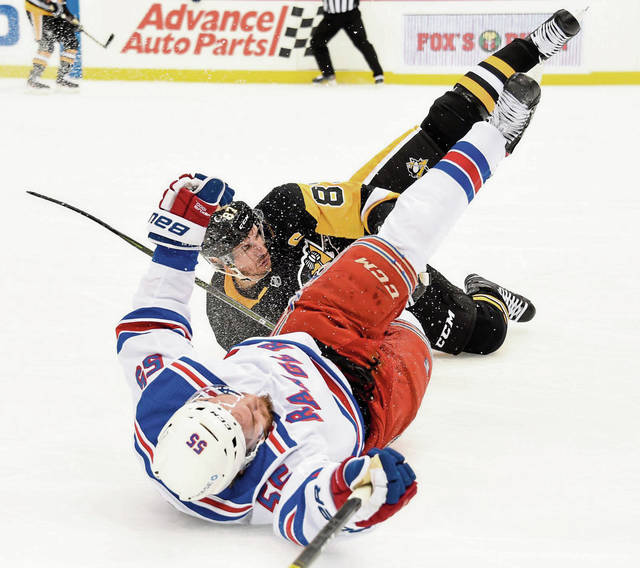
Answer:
[{"xmin": 278, "ymin": 6, "xmax": 324, "ymax": 58}]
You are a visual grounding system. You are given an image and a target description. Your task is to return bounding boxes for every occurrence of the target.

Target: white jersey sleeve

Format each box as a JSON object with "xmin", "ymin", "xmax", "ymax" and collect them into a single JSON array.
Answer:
[
  {"xmin": 116, "ymin": 252, "xmax": 369, "ymax": 545},
  {"xmin": 116, "ymin": 259, "xmax": 197, "ymax": 401}
]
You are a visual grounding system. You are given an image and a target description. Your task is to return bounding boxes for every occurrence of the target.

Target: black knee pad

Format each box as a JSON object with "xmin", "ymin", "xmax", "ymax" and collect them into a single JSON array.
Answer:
[
  {"xmin": 463, "ymin": 300, "xmax": 508, "ymax": 355},
  {"xmin": 420, "ymin": 90, "xmax": 486, "ymax": 153}
]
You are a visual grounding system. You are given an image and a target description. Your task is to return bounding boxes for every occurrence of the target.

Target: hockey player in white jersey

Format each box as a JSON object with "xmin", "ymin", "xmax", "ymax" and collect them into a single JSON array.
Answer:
[{"xmin": 117, "ymin": 73, "xmax": 542, "ymax": 544}]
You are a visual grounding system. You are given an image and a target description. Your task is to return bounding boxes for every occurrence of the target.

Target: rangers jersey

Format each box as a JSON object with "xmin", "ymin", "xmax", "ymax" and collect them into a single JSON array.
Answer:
[{"xmin": 117, "ymin": 258, "xmax": 368, "ymax": 544}]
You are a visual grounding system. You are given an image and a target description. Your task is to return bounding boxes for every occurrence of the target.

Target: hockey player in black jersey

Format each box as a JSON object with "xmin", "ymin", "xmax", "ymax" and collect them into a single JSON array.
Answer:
[
  {"xmin": 202, "ymin": 10, "xmax": 579, "ymax": 353},
  {"xmin": 25, "ymin": 1, "xmax": 80, "ymax": 89},
  {"xmin": 203, "ymin": 185, "xmax": 535, "ymax": 353}
]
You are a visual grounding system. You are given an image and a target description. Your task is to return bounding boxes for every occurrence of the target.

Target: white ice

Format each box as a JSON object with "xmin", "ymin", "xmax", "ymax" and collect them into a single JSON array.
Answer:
[{"xmin": 1, "ymin": 78, "xmax": 639, "ymax": 568}]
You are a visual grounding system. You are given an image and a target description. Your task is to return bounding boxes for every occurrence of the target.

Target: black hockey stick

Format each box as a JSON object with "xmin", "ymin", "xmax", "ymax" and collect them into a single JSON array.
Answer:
[
  {"xmin": 80, "ymin": 28, "xmax": 114, "ymax": 49},
  {"xmin": 288, "ymin": 455, "xmax": 381, "ymax": 568},
  {"xmin": 26, "ymin": 191, "xmax": 275, "ymax": 332},
  {"xmin": 60, "ymin": 15, "xmax": 114, "ymax": 49}
]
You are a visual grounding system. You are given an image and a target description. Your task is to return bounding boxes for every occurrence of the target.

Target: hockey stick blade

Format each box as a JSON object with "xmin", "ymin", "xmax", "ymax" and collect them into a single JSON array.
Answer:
[
  {"xmin": 26, "ymin": 190, "xmax": 274, "ymax": 331},
  {"xmin": 79, "ymin": 27, "xmax": 114, "ymax": 49}
]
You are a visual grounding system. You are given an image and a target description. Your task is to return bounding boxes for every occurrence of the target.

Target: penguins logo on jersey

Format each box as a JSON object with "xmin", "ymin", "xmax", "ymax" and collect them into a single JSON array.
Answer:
[
  {"xmin": 297, "ymin": 239, "xmax": 337, "ymax": 287},
  {"xmin": 406, "ymin": 157, "xmax": 429, "ymax": 179}
]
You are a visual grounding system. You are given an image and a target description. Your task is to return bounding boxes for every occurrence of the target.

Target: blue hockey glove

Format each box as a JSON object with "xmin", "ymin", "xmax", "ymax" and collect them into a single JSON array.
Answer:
[{"xmin": 331, "ymin": 447, "xmax": 417, "ymax": 529}]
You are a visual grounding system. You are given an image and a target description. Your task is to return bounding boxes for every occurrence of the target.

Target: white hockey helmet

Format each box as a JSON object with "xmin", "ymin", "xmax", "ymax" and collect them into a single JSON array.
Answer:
[{"xmin": 152, "ymin": 398, "xmax": 247, "ymax": 501}]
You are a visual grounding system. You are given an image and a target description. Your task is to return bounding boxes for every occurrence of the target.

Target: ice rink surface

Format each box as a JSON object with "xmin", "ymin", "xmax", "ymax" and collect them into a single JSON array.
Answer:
[{"xmin": 1, "ymin": 77, "xmax": 639, "ymax": 568}]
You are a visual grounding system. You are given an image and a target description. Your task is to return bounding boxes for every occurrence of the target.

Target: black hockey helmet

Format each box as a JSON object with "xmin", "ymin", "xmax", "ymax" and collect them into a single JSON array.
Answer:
[{"xmin": 202, "ymin": 201, "xmax": 265, "ymax": 259}]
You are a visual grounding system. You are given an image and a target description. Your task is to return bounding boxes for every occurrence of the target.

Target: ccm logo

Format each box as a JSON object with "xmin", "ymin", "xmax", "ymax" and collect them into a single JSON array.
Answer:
[
  {"xmin": 435, "ymin": 309, "xmax": 455, "ymax": 348},
  {"xmin": 186, "ymin": 433, "xmax": 207, "ymax": 455},
  {"xmin": 355, "ymin": 257, "xmax": 399, "ymax": 299},
  {"xmin": 149, "ymin": 212, "xmax": 190, "ymax": 236}
]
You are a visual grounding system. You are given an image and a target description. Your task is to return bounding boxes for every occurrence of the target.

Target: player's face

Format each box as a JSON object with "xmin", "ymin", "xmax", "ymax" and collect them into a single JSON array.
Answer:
[
  {"xmin": 207, "ymin": 393, "xmax": 273, "ymax": 451},
  {"xmin": 231, "ymin": 225, "xmax": 271, "ymax": 280}
]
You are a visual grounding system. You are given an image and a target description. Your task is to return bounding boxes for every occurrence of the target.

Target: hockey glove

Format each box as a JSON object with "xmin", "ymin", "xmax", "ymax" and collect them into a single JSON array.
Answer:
[
  {"xmin": 54, "ymin": 5, "xmax": 77, "ymax": 25},
  {"xmin": 331, "ymin": 447, "xmax": 417, "ymax": 529},
  {"xmin": 148, "ymin": 173, "xmax": 235, "ymax": 251}
]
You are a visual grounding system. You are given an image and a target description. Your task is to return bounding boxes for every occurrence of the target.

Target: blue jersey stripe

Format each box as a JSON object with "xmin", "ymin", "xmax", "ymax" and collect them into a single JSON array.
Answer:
[
  {"xmin": 272, "ymin": 413, "xmax": 298, "ymax": 449},
  {"xmin": 454, "ymin": 140, "xmax": 491, "ymax": 182},
  {"xmin": 121, "ymin": 306, "xmax": 192, "ymax": 335},
  {"xmin": 278, "ymin": 469, "xmax": 322, "ymax": 545},
  {"xmin": 152, "ymin": 245, "xmax": 198, "ymax": 271},
  {"xmin": 116, "ymin": 331, "xmax": 148, "ymax": 353},
  {"xmin": 179, "ymin": 356, "xmax": 226, "ymax": 385},
  {"xmin": 433, "ymin": 160, "xmax": 476, "ymax": 203},
  {"xmin": 136, "ymin": 368, "xmax": 198, "ymax": 443}
]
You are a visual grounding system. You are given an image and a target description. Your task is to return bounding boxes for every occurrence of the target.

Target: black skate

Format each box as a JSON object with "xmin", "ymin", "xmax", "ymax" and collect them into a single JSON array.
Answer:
[
  {"xmin": 374, "ymin": 75, "xmax": 384, "ymax": 85},
  {"xmin": 56, "ymin": 77, "xmax": 79, "ymax": 89},
  {"xmin": 312, "ymin": 74, "xmax": 336, "ymax": 85},
  {"xmin": 465, "ymin": 274, "xmax": 536, "ymax": 323},
  {"xmin": 27, "ymin": 78, "xmax": 50, "ymax": 90},
  {"xmin": 27, "ymin": 63, "xmax": 49, "ymax": 90},
  {"xmin": 489, "ymin": 73, "xmax": 541, "ymax": 153},
  {"xmin": 527, "ymin": 9, "xmax": 581, "ymax": 61}
]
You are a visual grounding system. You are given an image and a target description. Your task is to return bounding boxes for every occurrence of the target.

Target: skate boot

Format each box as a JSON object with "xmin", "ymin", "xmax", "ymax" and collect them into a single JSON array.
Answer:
[
  {"xmin": 312, "ymin": 74, "xmax": 336, "ymax": 85},
  {"xmin": 527, "ymin": 9, "xmax": 581, "ymax": 61},
  {"xmin": 27, "ymin": 63, "xmax": 49, "ymax": 90},
  {"xmin": 464, "ymin": 274, "xmax": 536, "ymax": 323},
  {"xmin": 56, "ymin": 77, "xmax": 79, "ymax": 89},
  {"xmin": 27, "ymin": 77, "xmax": 50, "ymax": 90},
  {"xmin": 489, "ymin": 72, "xmax": 541, "ymax": 153},
  {"xmin": 374, "ymin": 75, "xmax": 384, "ymax": 85},
  {"xmin": 56, "ymin": 60, "xmax": 80, "ymax": 89}
]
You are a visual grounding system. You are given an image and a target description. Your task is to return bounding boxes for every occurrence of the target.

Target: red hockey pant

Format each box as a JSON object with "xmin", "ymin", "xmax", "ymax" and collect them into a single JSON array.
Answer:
[{"xmin": 275, "ymin": 236, "xmax": 432, "ymax": 451}]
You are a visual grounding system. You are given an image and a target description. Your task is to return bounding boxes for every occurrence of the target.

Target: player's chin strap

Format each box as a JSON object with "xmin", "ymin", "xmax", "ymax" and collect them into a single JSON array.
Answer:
[
  {"xmin": 287, "ymin": 455, "xmax": 383, "ymax": 568},
  {"xmin": 203, "ymin": 254, "xmax": 272, "ymax": 284},
  {"xmin": 26, "ymin": 191, "xmax": 275, "ymax": 332}
]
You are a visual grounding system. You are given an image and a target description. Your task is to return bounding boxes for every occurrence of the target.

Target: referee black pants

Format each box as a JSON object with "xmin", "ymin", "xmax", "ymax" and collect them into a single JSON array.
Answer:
[{"xmin": 310, "ymin": 9, "xmax": 383, "ymax": 77}]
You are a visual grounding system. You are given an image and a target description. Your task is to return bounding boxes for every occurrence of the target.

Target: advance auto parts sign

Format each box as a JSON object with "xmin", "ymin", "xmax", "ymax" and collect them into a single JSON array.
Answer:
[
  {"xmin": 121, "ymin": 2, "xmax": 323, "ymax": 64},
  {"xmin": 403, "ymin": 13, "xmax": 582, "ymax": 67}
]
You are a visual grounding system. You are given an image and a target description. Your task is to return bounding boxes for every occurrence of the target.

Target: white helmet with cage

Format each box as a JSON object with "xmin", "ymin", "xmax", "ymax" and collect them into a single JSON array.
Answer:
[{"xmin": 152, "ymin": 396, "xmax": 247, "ymax": 501}]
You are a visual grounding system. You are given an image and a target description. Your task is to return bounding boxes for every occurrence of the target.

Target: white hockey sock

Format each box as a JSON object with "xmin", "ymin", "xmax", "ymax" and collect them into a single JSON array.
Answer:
[{"xmin": 377, "ymin": 121, "xmax": 506, "ymax": 272}]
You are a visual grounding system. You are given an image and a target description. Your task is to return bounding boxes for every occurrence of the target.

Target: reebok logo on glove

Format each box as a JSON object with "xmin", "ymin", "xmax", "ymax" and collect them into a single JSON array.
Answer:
[{"xmin": 194, "ymin": 201, "xmax": 211, "ymax": 217}]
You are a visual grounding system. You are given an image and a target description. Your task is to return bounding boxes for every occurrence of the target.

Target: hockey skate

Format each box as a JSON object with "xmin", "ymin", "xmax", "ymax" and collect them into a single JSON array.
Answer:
[
  {"xmin": 464, "ymin": 274, "xmax": 536, "ymax": 323},
  {"xmin": 527, "ymin": 9, "xmax": 581, "ymax": 61},
  {"xmin": 489, "ymin": 72, "xmax": 541, "ymax": 153},
  {"xmin": 374, "ymin": 75, "xmax": 384, "ymax": 85},
  {"xmin": 27, "ymin": 78, "xmax": 50, "ymax": 90},
  {"xmin": 56, "ymin": 77, "xmax": 79, "ymax": 89},
  {"xmin": 27, "ymin": 64, "xmax": 49, "ymax": 90},
  {"xmin": 312, "ymin": 74, "xmax": 336, "ymax": 85}
]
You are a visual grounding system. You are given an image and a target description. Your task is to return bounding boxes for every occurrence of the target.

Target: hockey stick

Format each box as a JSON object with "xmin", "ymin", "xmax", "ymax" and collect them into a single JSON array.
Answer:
[
  {"xmin": 61, "ymin": 15, "xmax": 114, "ymax": 49},
  {"xmin": 80, "ymin": 28, "xmax": 114, "ymax": 49},
  {"xmin": 288, "ymin": 455, "xmax": 381, "ymax": 568},
  {"xmin": 26, "ymin": 191, "xmax": 275, "ymax": 332}
]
